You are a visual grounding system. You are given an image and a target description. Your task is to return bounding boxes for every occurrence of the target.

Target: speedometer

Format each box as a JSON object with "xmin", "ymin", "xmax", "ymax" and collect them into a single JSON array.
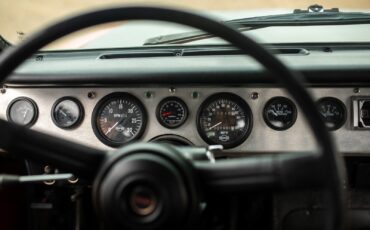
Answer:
[
  {"xmin": 92, "ymin": 93, "xmax": 147, "ymax": 147},
  {"xmin": 197, "ymin": 93, "xmax": 253, "ymax": 149}
]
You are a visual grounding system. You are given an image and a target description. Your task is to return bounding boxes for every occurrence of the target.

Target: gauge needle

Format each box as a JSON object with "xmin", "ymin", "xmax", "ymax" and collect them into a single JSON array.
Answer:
[
  {"xmin": 23, "ymin": 110, "xmax": 29, "ymax": 121},
  {"xmin": 60, "ymin": 110, "xmax": 73, "ymax": 121},
  {"xmin": 105, "ymin": 121, "xmax": 119, "ymax": 135},
  {"xmin": 269, "ymin": 109, "xmax": 278, "ymax": 116},
  {"xmin": 208, "ymin": 122, "xmax": 222, "ymax": 130},
  {"xmin": 162, "ymin": 112, "xmax": 171, "ymax": 117},
  {"xmin": 60, "ymin": 110, "xmax": 67, "ymax": 117}
]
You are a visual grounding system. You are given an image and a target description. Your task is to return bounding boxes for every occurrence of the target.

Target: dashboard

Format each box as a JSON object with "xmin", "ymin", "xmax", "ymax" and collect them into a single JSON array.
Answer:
[
  {"xmin": 2, "ymin": 41, "xmax": 370, "ymax": 230},
  {"xmin": 1, "ymin": 86, "xmax": 370, "ymax": 155}
]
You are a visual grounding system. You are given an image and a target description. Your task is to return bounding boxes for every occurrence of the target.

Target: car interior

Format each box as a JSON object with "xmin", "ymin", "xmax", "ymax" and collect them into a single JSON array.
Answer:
[{"xmin": 1, "ymin": 2, "xmax": 370, "ymax": 230}]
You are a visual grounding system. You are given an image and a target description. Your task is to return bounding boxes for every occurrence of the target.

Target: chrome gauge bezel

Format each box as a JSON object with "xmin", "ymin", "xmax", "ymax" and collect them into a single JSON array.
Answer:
[
  {"xmin": 156, "ymin": 97, "xmax": 188, "ymax": 129},
  {"xmin": 7, "ymin": 97, "xmax": 38, "ymax": 127},
  {"xmin": 196, "ymin": 92, "xmax": 253, "ymax": 149},
  {"xmin": 92, "ymin": 92, "xmax": 147, "ymax": 147},
  {"xmin": 316, "ymin": 97, "xmax": 346, "ymax": 131},
  {"xmin": 51, "ymin": 96, "xmax": 84, "ymax": 129},
  {"xmin": 263, "ymin": 96, "xmax": 297, "ymax": 131}
]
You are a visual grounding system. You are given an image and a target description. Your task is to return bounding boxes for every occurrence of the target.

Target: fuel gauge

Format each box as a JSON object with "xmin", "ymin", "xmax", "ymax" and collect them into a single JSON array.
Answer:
[{"xmin": 317, "ymin": 97, "xmax": 346, "ymax": 131}]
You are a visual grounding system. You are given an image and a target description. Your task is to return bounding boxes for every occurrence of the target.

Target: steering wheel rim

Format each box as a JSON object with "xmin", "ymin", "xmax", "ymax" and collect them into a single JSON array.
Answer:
[{"xmin": 0, "ymin": 5, "xmax": 346, "ymax": 230}]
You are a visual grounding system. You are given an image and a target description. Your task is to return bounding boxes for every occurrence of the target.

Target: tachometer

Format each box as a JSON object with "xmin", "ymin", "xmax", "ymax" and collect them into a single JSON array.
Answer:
[
  {"xmin": 92, "ymin": 93, "xmax": 147, "ymax": 147},
  {"xmin": 197, "ymin": 93, "xmax": 253, "ymax": 149}
]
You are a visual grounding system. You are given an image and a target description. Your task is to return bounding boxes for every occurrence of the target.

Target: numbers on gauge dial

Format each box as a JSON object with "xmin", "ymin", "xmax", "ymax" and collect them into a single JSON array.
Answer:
[
  {"xmin": 317, "ymin": 97, "xmax": 346, "ymax": 130},
  {"xmin": 99, "ymin": 100, "xmax": 141, "ymax": 139},
  {"xmin": 157, "ymin": 97, "xmax": 188, "ymax": 128},
  {"xmin": 197, "ymin": 93, "xmax": 252, "ymax": 149},
  {"xmin": 93, "ymin": 94, "xmax": 146, "ymax": 147},
  {"xmin": 263, "ymin": 97, "xmax": 297, "ymax": 130},
  {"xmin": 7, "ymin": 97, "xmax": 38, "ymax": 126}
]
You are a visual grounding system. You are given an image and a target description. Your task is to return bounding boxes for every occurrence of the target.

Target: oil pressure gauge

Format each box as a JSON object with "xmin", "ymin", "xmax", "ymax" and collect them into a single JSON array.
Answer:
[
  {"xmin": 263, "ymin": 97, "xmax": 297, "ymax": 131},
  {"xmin": 317, "ymin": 97, "xmax": 346, "ymax": 131}
]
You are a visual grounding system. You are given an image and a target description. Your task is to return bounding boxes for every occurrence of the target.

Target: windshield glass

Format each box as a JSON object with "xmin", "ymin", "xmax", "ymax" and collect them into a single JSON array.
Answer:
[{"xmin": 1, "ymin": 0, "xmax": 370, "ymax": 50}]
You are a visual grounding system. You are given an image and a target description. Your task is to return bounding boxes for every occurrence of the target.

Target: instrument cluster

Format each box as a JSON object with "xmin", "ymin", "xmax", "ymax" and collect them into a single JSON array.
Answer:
[{"xmin": 5, "ymin": 89, "xmax": 348, "ymax": 149}]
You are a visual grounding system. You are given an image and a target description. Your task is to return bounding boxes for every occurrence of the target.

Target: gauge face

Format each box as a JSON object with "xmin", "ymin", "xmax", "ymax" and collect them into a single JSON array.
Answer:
[
  {"xmin": 92, "ymin": 93, "xmax": 146, "ymax": 147},
  {"xmin": 7, "ymin": 97, "xmax": 38, "ymax": 126},
  {"xmin": 197, "ymin": 93, "xmax": 252, "ymax": 149},
  {"xmin": 317, "ymin": 97, "xmax": 346, "ymax": 130},
  {"xmin": 157, "ymin": 97, "xmax": 188, "ymax": 128},
  {"xmin": 52, "ymin": 97, "xmax": 84, "ymax": 129},
  {"xmin": 263, "ymin": 97, "xmax": 297, "ymax": 131}
]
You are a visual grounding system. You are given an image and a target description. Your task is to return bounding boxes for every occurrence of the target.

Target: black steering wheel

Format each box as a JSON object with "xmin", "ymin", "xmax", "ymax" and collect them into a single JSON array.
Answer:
[{"xmin": 0, "ymin": 6, "xmax": 346, "ymax": 230}]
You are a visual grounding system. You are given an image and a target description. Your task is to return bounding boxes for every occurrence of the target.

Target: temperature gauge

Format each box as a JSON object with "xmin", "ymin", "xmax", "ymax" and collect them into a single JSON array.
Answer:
[
  {"xmin": 317, "ymin": 97, "xmax": 346, "ymax": 130},
  {"xmin": 263, "ymin": 97, "xmax": 297, "ymax": 131},
  {"xmin": 157, "ymin": 97, "xmax": 188, "ymax": 129}
]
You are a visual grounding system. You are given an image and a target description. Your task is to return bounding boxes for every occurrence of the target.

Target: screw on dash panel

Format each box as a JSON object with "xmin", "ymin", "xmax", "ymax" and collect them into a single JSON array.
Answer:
[
  {"xmin": 354, "ymin": 88, "xmax": 360, "ymax": 94},
  {"xmin": 145, "ymin": 91, "xmax": 154, "ymax": 98},
  {"xmin": 88, "ymin": 91, "xmax": 96, "ymax": 99},
  {"xmin": 251, "ymin": 92, "xmax": 259, "ymax": 100},
  {"xmin": 0, "ymin": 88, "xmax": 6, "ymax": 94},
  {"xmin": 191, "ymin": 91, "xmax": 200, "ymax": 99},
  {"xmin": 169, "ymin": 87, "xmax": 176, "ymax": 94}
]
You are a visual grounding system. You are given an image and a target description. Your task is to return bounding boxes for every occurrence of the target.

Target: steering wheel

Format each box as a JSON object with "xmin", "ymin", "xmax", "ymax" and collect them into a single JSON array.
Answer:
[{"xmin": 0, "ymin": 6, "xmax": 346, "ymax": 230}]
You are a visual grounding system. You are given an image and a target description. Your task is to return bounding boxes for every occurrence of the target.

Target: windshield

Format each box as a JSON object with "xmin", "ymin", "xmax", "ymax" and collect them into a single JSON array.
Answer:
[{"xmin": 1, "ymin": 0, "xmax": 370, "ymax": 50}]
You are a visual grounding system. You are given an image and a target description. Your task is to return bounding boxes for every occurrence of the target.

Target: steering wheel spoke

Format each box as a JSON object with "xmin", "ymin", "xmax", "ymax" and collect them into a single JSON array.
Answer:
[
  {"xmin": 193, "ymin": 152, "xmax": 325, "ymax": 193},
  {"xmin": 0, "ymin": 119, "xmax": 105, "ymax": 179}
]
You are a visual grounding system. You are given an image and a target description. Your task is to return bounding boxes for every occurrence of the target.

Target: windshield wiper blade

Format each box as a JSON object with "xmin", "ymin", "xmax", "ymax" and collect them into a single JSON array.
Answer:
[
  {"xmin": 144, "ymin": 10, "xmax": 370, "ymax": 46},
  {"xmin": 228, "ymin": 11, "xmax": 370, "ymax": 26},
  {"xmin": 144, "ymin": 27, "xmax": 262, "ymax": 45}
]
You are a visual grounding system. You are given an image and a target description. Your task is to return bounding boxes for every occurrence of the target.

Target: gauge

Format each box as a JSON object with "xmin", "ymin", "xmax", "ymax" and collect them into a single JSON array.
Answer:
[
  {"xmin": 317, "ymin": 97, "xmax": 346, "ymax": 130},
  {"xmin": 7, "ymin": 97, "xmax": 38, "ymax": 126},
  {"xmin": 92, "ymin": 93, "xmax": 147, "ymax": 147},
  {"xmin": 52, "ymin": 97, "xmax": 84, "ymax": 129},
  {"xmin": 156, "ymin": 97, "xmax": 188, "ymax": 128},
  {"xmin": 263, "ymin": 97, "xmax": 297, "ymax": 131},
  {"xmin": 197, "ymin": 93, "xmax": 253, "ymax": 149}
]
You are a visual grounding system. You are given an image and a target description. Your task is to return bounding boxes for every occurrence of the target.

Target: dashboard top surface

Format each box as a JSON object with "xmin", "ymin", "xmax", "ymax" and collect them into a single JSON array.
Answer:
[{"xmin": 6, "ymin": 44, "xmax": 370, "ymax": 85}]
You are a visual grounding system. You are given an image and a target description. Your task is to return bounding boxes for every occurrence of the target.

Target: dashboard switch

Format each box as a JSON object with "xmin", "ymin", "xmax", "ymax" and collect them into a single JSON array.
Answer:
[{"xmin": 352, "ymin": 97, "xmax": 370, "ymax": 129}]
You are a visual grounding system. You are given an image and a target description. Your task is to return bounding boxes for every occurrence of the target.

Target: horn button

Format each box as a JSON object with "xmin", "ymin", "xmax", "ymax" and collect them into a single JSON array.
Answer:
[
  {"xmin": 128, "ymin": 184, "xmax": 158, "ymax": 216},
  {"xmin": 93, "ymin": 144, "xmax": 200, "ymax": 230}
]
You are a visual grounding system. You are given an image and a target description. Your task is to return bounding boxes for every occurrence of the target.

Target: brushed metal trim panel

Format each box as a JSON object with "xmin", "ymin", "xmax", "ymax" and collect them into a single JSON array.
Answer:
[{"xmin": 0, "ymin": 87, "xmax": 368, "ymax": 155}]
